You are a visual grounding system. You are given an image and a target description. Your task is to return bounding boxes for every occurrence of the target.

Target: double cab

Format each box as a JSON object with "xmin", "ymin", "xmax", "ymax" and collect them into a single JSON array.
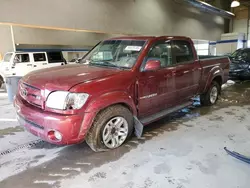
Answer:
[{"xmin": 14, "ymin": 36, "xmax": 230, "ymax": 151}]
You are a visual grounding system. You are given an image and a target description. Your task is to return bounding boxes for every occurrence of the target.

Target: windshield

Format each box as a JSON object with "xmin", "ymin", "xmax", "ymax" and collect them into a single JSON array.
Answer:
[
  {"xmin": 3, "ymin": 53, "xmax": 13, "ymax": 62},
  {"xmin": 231, "ymin": 49, "xmax": 250, "ymax": 61},
  {"xmin": 81, "ymin": 40, "xmax": 146, "ymax": 69}
]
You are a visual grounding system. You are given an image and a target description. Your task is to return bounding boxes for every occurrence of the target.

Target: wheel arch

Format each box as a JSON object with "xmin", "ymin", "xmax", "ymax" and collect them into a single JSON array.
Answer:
[
  {"xmin": 212, "ymin": 75, "xmax": 222, "ymax": 86},
  {"xmin": 203, "ymin": 66, "xmax": 223, "ymax": 93},
  {"xmin": 0, "ymin": 73, "xmax": 4, "ymax": 82},
  {"xmin": 85, "ymin": 91, "xmax": 137, "ymax": 116}
]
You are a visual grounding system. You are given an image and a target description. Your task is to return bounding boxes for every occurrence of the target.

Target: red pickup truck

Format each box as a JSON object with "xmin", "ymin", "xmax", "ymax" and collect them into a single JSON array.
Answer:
[{"xmin": 14, "ymin": 36, "xmax": 230, "ymax": 151}]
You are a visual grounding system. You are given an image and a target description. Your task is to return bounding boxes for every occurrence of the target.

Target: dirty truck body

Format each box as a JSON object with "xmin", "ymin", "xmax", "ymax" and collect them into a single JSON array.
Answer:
[{"xmin": 14, "ymin": 36, "xmax": 230, "ymax": 151}]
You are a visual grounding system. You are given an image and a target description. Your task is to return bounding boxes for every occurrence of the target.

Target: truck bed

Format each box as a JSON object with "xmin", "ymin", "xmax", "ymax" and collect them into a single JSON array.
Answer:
[{"xmin": 198, "ymin": 55, "xmax": 230, "ymax": 94}]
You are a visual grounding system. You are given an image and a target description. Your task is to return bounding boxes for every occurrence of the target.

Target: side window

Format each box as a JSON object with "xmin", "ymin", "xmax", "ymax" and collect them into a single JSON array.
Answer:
[
  {"xmin": 14, "ymin": 54, "xmax": 30, "ymax": 63},
  {"xmin": 172, "ymin": 40, "xmax": 194, "ymax": 64},
  {"xmin": 146, "ymin": 40, "xmax": 172, "ymax": 68},
  {"xmin": 3, "ymin": 53, "xmax": 13, "ymax": 62},
  {"xmin": 33, "ymin": 53, "xmax": 46, "ymax": 62},
  {"xmin": 47, "ymin": 52, "xmax": 64, "ymax": 63}
]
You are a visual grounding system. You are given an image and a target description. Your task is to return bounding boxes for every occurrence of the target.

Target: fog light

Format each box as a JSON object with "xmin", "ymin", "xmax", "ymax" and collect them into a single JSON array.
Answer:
[
  {"xmin": 48, "ymin": 130, "xmax": 62, "ymax": 141},
  {"xmin": 54, "ymin": 131, "xmax": 62, "ymax": 140}
]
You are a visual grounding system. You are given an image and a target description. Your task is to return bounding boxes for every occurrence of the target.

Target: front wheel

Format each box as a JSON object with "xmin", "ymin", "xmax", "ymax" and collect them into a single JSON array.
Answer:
[
  {"xmin": 0, "ymin": 77, "xmax": 3, "ymax": 89},
  {"xmin": 85, "ymin": 105, "xmax": 134, "ymax": 152},
  {"xmin": 200, "ymin": 81, "xmax": 220, "ymax": 106}
]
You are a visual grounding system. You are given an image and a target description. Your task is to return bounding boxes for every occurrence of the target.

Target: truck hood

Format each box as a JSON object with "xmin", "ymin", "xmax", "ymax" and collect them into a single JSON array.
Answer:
[{"xmin": 22, "ymin": 64, "xmax": 123, "ymax": 91}]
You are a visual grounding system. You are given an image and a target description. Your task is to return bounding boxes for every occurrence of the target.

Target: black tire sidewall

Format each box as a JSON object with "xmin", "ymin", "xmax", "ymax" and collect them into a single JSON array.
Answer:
[
  {"xmin": 86, "ymin": 105, "xmax": 134, "ymax": 151},
  {"xmin": 201, "ymin": 81, "xmax": 220, "ymax": 106},
  {"xmin": 0, "ymin": 77, "xmax": 3, "ymax": 89}
]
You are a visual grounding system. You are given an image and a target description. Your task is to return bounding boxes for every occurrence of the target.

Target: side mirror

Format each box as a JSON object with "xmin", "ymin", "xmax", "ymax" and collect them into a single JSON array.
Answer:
[{"xmin": 144, "ymin": 60, "xmax": 161, "ymax": 71}]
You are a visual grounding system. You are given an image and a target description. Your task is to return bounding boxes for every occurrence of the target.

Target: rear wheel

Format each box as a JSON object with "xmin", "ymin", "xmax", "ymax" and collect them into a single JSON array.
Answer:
[
  {"xmin": 85, "ymin": 105, "xmax": 134, "ymax": 152},
  {"xmin": 200, "ymin": 81, "xmax": 220, "ymax": 106}
]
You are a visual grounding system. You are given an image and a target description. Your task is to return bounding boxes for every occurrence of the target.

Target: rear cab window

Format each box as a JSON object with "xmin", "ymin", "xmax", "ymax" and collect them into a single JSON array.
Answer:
[
  {"xmin": 33, "ymin": 53, "xmax": 46, "ymax": 62},
  {"xmin": 47, "ymin": 52, "xmax": 64, "ymax": 63},
  {"xmin": 172, "ymin": 40, "xmax": 194, "ymax": 64}
]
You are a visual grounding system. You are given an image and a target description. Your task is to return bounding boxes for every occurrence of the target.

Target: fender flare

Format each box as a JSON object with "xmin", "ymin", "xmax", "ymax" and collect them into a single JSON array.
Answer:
[
  {"xmin": 85, "ymin": 91, "xmax": 137, "ymax": 116},
  {"xmin": 203, "ymin": 65, "xmax": 223, "ymax": 93}
]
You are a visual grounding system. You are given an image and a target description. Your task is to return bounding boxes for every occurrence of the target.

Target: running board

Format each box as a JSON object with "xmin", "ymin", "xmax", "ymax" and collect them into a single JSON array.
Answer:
[{"xmin": 140, "ymin": 101, "xmax": 193, "ymax": 125}]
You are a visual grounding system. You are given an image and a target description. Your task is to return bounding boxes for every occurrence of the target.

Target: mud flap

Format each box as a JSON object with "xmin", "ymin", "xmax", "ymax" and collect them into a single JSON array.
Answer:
[{"xmin": 134, "ymin": 116, "xmax": 143, "ymax": 138}]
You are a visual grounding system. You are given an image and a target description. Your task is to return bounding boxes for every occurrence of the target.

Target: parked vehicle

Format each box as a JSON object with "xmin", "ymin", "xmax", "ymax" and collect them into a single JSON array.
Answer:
[
  {"xmin": 14, "ymin": 36, "xmax": 230, "ymax": 152},
  {"xmin": 229, "ymin": 48, "xmax": 250, "ymax": 80},
  {"xmin": 0, "ymin": 51, "xmax": 67, "ymax": 88},
  {"xmin": 69, "ymin": 58, "xmax": 82, "ymax": 64}
]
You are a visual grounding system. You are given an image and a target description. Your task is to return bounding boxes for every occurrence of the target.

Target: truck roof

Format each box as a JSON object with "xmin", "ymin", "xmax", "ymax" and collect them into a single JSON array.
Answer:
[
  {"xmin": 6, "ymin": 51, "xmax": 63, "ymax": 54},
  {"xmin": 108, "ymin": 36, "xmax": 191, "ymax": 41}
]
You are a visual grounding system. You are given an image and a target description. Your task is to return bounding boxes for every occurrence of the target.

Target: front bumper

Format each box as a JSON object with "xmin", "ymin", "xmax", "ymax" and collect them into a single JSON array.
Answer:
[{"xmin": 14, "ymin": 95, "xmax": 96, "ymax": 145}]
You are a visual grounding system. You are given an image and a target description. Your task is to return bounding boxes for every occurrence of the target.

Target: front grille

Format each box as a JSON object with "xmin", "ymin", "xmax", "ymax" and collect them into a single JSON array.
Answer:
[
  {"xmin": 19, "ymin": 82, "xmax": 43, "ymax": 109},
  {"xmin": 22, "ymin": 82, "xmax": 40, "ymax": 90}
]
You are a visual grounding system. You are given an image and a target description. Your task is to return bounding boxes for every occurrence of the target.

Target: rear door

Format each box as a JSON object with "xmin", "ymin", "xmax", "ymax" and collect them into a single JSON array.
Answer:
[
  {"xmin": 137, "ymin": 39, "xmax": 176, "ymax": 117},
  {"xmin": 46, "ymin": 52, "xmax": 65, "ymax": 68},
  {"xmin": 172, "ymin": 40, "xmax": 200, "ymax": 102},
  {"xmin": 32, "ymin": 52, "xmax": 48, "ymax": 71}
]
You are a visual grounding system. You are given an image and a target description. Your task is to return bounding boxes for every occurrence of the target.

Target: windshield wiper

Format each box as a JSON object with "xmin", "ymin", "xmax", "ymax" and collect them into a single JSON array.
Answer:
[
  {"xmin": 90, "ymin": 61, "xmax": 123, "ymax": 69},
  {"xmin": 101, "ymin": 61, "xmax": 119, "ymax": 67}
]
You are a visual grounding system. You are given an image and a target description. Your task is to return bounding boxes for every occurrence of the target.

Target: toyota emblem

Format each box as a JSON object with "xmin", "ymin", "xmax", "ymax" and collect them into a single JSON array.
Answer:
[{"xmin": 21, "ymin": 88, "xmax": 28, "ymax": 96}]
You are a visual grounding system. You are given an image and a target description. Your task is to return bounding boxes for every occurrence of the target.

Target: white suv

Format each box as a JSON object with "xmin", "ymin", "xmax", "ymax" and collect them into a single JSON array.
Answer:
[{"xmin": 0, "ymin": 51, "xmax": 67, "ymax": 87}]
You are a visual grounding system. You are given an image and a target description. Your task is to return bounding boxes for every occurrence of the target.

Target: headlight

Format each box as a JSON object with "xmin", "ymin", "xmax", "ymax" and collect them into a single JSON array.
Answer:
[{"xmin": 46, "ymin": 91, "xmax": 89, "ymax": 110}]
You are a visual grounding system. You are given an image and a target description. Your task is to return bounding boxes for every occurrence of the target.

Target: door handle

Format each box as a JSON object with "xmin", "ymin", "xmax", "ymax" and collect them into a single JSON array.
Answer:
[
  {"xmin": 27, "ymin": 64, "xmax": 32, "ymax": 66},
  {"xmin": 33, "ymin": 65, "xmax": 37, "ymax": 67},
  {"xmin": 42, "ymin": 63, "xmax": 47, "ymax": 65}
]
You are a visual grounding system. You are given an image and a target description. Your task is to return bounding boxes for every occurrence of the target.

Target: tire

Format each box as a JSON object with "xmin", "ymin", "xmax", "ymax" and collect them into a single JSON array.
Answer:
[
  {"xmin": 85, "ymin": 105, "xmax": 134, "ymax": 152},
  {"xmin": 0, "ymin": 77, "xmax": 3, "ymax": 89},
  {"xmin": 200, "ymin": 81, "xmax": 220, "ymax": 106}
]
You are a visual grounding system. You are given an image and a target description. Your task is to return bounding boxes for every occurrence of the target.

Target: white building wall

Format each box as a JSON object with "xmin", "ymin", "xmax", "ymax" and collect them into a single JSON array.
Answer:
[
  {"xmin": 0, "ymin": 0, "xmax": 225, "ymax": 40},
  {"xmin": 233, "ymin": 19, "xmax": 248, "ymax": 34},
  {"xmin": 0, "ymin": 25, "xmax": 14, "ymax": 58},
  {"xmin": 12, "ymin": 26, "xmax": 117, "ymax": 47}
]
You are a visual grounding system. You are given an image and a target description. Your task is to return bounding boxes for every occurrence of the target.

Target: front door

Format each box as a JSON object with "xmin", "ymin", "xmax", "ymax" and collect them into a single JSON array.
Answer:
[
  {"xmin": 13, "ymin": 53, "xmax": 33, "ymax": 76},
  {"xmin": 172, "ymin": 40, "xmax": 199, "ymax": 103},
  {"xmin": 137, "ymin": 39, "xmax": 176, "ymax": 118}
]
